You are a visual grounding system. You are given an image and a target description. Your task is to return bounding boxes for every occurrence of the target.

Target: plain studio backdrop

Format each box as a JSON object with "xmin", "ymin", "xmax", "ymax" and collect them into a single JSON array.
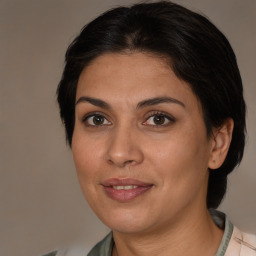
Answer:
[{"xmin": 0, "ymin": 0, "xmax": 255, "ymax": 256}]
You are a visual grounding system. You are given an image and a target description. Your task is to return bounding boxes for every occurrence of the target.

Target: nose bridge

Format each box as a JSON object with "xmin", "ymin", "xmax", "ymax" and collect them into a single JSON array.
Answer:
[{"xmin": 106, "ymin": 121, "xmax": 143, "ymax": 167}]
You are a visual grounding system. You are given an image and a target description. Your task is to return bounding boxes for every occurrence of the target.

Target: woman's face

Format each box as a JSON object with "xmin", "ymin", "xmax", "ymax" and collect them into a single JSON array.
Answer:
[{"xmin": 72, "ymin": 52, "xmax": 215, "ymax": 234}]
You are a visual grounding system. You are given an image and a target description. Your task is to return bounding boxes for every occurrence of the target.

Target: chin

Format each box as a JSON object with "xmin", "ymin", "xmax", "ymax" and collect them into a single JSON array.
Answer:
[
  {"xmin": 94, "ymin": 206, "xmax": 159, "ymax": 234},
  {"xmin": 106, "ymin": 219, "xmax": 153, "ymax": 234}
]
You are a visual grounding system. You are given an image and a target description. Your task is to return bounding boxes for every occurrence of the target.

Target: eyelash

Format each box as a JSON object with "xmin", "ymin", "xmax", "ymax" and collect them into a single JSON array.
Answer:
[
  {"xmin": 82, "ymin": 111, "xmax": 175, "ymax": 127},
  {"xmin": 143, "ymin": 111, "xmax": 175, "ymax": 127},
  {"xmin": 82, "ymin": 112, "xmax": 111, "ymax": 127}
]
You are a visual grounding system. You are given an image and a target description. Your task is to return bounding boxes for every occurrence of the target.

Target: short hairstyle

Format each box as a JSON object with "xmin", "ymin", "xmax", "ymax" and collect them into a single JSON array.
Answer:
[{"xmin": 57, "ymin": 1, "xmax": 246, "ymax": 209}]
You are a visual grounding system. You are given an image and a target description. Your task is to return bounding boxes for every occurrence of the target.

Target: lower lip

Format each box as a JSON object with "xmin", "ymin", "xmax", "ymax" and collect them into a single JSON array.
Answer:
[{"xmin": 103, "ymin": 185, "xmax": 153, "ymax": 202}]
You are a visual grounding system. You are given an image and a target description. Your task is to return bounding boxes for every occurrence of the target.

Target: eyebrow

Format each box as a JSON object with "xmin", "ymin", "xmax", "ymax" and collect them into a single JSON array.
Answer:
[
  {"xmin": 75, "ymin": 96, "xmax": 185, "ymax": 109},
  {"xmin": 76, "ymin": 96, "xmax": 111, "ymax": 109},
  {"xmin": 136, "ymin": 97, "xmax": 185, "ymax": 109}
]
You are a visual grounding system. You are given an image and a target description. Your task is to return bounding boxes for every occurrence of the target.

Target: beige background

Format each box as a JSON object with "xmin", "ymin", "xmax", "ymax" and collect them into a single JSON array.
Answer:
[{"xmin": 1, "ymin": 0, "xmax": 255, "ymax": 256}]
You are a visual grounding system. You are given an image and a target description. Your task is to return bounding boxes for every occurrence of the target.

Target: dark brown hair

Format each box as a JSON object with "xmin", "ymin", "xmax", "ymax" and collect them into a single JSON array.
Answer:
[{"xmin": 57, "ymin": 1, "xmax": 246, "ymax": 209}]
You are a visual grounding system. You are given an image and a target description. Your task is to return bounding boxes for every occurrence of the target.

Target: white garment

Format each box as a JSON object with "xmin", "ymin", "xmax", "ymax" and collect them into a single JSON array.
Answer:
[
  {"xmin": 40, "ymin": 211, "xmax": 256, "ymax": 256},
  {"xmin": 54, "ymin": 227, "xmax": 256, "ymax": 256},
  {"xmin": 225, "ymin": 226, "xmax": 256, "ymax": 256}
]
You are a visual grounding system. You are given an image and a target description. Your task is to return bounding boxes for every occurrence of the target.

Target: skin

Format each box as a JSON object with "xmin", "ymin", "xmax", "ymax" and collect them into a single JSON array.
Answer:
[{"xmin": 72, "ymin": 52, "xmax": 233, "ymax": 256}]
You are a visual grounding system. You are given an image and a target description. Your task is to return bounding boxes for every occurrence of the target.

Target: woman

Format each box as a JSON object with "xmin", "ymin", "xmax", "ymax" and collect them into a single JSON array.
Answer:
[{"xmin": 44, "ymin": 1, "xmax": 255, "ymax": 255}]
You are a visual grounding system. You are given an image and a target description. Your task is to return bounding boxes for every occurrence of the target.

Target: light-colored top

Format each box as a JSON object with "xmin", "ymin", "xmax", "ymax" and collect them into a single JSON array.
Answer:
[
  {"xmin": 86, "ymin": 209, "xmax": 233, "ymax": 256},
  {"xmin": 40, "ymin": 210, "xmax": 256, "ymax": 256}
]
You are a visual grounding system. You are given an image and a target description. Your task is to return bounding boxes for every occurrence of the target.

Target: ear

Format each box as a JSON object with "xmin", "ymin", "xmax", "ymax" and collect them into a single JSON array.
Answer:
[{"xmin": 208, "ymin": 118, "xmax": 234, "ymax": 170}]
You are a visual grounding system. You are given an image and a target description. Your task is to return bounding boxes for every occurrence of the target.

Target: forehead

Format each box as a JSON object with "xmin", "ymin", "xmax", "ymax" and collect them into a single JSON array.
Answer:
[
  {"xmin": 78, "ymin": 52, "xmax": 173, "ymax": 89},
  {"xmin": 76, "ymin": 52, "xmax": 201, "ymax": 111}
]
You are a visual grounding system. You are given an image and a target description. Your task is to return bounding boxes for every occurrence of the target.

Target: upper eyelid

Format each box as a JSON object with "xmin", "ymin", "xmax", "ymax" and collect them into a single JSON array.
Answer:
[
  {"xmin": 80, "ymin": 110, "xmax": 175, "ymax": 124},
  {"xmin": 81, "ymin": 111, "xmax": 111, "ymax": 122},
  {"xmin": 81, "ymin": 113, "xmax": 112, "ymax": 127},
  {"xmin": 145, "ymin": 111, "xmax": 176, "ymax": 120}
]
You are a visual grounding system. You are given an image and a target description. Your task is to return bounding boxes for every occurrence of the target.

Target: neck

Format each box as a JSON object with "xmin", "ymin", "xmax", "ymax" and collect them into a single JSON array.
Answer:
[{"xmin": 112, "ymin": 207, "xmax": 223, "ymax": 256}]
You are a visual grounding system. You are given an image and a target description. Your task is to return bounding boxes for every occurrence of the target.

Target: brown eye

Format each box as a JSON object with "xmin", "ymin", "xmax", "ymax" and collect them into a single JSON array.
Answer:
[
  {"xmin": 144, "ymin": 113, "xmax": 174, "ymax": 126},
  {"xmin": 93, "ymin": 115, "xmax": 105, "ymax": 125},
  {"xmin": 153, "ymin": 115, "xmax": 166, "ymax": 125},
  {"xmin": 84, "ymin": 114, "xmax": 111, "ymax": 126}
]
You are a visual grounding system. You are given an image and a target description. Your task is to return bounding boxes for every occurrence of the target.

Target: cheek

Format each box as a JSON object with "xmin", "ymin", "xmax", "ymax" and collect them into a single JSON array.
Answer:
[
  {"xmin": 149, "ymin": 144, "xmax": 209, "ymax": 215},
  {"xmin": 145, "ymin": 128, "xmax": 211, "ymax": 189},
  {"xmin": 72, "ymin": 146, "xmax": 104, "ymax": 216},
  {"xmin": 72, "ymin": 133, "xmax": 103, "ymax": 192}
]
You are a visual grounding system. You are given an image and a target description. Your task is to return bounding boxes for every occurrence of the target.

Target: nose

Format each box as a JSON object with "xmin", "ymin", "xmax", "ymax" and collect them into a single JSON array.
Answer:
[{"xmin": 105, "ymin": 125, "xmax": 144, "ymax": 168}]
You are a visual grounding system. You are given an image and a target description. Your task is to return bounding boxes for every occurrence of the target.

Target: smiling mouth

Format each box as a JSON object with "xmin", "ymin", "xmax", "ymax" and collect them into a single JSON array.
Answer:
[
  {"xmin": 112, "ymin": 185, "xmax": 138, "ymax": 190},
  {"xmin": 102, "ymin": 178, "xmax": 153, "ymax": 202}
]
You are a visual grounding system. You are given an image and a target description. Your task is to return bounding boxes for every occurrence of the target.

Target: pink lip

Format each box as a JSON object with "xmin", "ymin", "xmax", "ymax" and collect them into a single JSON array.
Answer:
[{"xmin": 101, "ymin": 178, "xmax": 153, "ymax": 202}]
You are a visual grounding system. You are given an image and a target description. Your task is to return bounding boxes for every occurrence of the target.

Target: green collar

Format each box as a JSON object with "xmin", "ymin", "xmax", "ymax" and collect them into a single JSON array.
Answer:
[{"xmin": 87, "ymin": 209, "xmax": 233, "ymax": 256}]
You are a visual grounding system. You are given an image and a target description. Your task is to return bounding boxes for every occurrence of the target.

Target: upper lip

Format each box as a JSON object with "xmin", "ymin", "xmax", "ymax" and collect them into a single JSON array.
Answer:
[{"xmin": 101, "ymin": 178, "xmax": 153, "ymax": 187}]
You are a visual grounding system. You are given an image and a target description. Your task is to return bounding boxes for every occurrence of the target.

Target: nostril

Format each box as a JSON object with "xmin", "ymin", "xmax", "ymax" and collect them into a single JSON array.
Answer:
[
  {"xmin": 124, "ymin": 160, "xmax": 134, "ymax": 165},
  {"xmin": 107, "ymin": 159, "xmax": 114, "ymax": 165},
  {"xmin": 106, "ymin": 158, "xmax": 135, "ymax": 167}
]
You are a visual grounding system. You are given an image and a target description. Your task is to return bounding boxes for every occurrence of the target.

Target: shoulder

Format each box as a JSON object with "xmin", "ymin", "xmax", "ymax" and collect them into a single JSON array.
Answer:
[
  {"xmin": 39, "ymin": 247, "xmax": 90, "ymax": 256},
  {"xmin": 240, "ymin": 231, "xmax": 256, "ymax": 251},
  {"xmin": 243, "ymin": 231, "xmax": 256, "ymax": 243},
  {"xmin": 37, "ymin": 233, "xmax": 112, "ymax": 256},
  {"xmin": 226, "ymin": 225, "xmax": 256, "ymax": 255},
  {"xmin": 39, "ymin": 251, "xmax": 58, "ymax": 256}
]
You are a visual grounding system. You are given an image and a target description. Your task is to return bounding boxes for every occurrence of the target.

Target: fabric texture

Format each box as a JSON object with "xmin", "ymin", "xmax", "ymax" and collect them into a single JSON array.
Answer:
[
  {"xmin": 225, "ymin": 226, "xmax": 256, "ymax": 256},
  {"xmin": 40, "ymin": 210, "xmax": 256, "ymax": 256},
  {"xmin": 87, "ymin": 209, "xmax": 232, "ymax": 256}
]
